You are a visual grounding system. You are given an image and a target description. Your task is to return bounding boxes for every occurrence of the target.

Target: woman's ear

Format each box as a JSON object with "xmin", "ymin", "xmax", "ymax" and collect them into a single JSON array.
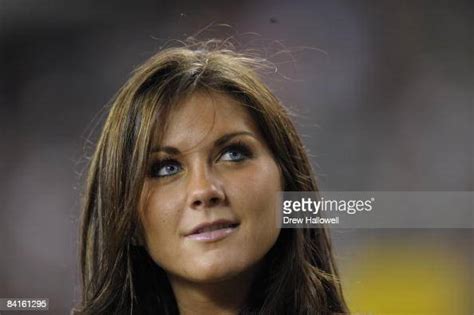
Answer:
[
  {"xmin": 131, "ymin": 220, "xmax": 146, "ymax": 247},
  {"xmin": 134, "ymin": 185, "xmax": 149, "ymax": 247},
  {"xmin": 277, "ymin": 162, "xmax": 286, "ymax": 191},
  {"xmin": 131, "ymin": 233, "xmax": 140, "ymax": 246}
]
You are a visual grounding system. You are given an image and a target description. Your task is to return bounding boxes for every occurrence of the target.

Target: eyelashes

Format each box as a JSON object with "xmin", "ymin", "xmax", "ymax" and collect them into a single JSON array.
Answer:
[
  {"xmin": 220, "ymin": 141, "xmax": 253, "ymax": 162},
  {"xmin": 149, "ymin": 158, "xmax": 182, "ymax": 178},
  {"xmin": 148, "ymin": 141, "xmax": 253, "ymax": 179}
]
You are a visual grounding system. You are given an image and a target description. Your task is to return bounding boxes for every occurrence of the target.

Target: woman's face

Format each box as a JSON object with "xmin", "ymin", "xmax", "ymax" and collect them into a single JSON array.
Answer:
[{"xmin": 138, "ymin": 91, "xmax": 282, "ymax": 284}]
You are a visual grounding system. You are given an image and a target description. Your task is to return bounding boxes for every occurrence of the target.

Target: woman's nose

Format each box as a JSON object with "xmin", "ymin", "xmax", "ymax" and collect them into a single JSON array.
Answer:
[{"xmin": 186, "ymin": 165, "xmax": 225, "ymax": 210}]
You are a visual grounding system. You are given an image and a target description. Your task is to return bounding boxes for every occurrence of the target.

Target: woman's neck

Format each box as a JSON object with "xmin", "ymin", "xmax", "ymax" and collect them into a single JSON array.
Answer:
[{"xmin": 167, "ymin": 267, "xmax": 257, "ymax": 315}]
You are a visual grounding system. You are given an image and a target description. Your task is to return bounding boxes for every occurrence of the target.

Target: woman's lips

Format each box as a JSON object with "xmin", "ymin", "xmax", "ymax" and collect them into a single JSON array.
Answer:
[{"xmin": 185, "ymin": 223, "xmax": 240, "ymax": 242}]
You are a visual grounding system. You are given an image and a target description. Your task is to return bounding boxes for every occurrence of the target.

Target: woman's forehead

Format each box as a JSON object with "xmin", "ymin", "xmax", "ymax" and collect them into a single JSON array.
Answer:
[{"xmin": 152, "ymin": 91, "xmax": 259, "ymax": 151}]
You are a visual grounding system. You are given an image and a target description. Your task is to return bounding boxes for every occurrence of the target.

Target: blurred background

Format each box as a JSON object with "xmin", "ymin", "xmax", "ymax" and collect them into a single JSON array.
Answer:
[{"xmin": 0, "ymin": 0, "xmax": 472, "ymax": 313}]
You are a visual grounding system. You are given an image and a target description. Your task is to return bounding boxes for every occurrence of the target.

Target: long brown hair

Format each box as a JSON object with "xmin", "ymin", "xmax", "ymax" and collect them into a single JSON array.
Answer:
[{"xmin": 75, "ymin": 40, "xmax": 348, "ymax": 314}]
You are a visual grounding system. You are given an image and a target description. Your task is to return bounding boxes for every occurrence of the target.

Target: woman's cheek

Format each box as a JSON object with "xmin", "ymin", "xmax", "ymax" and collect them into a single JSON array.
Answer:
[
  {"xmin": 225, "ymin": 158, "xmax": 281, "ymax": 230},
  {"xmin": 140, "ymin": 184, "xmax": 184, "ymax": 253}
]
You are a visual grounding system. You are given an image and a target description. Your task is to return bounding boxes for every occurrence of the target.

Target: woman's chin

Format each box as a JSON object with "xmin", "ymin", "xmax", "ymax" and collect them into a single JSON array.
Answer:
[
  {"xmin": 192, "ymin": 267, "xmax": 240, "ymax": 283},
  {"xmin": 180, "ymin": 259, "xmax": 247, "ymax": 284}
]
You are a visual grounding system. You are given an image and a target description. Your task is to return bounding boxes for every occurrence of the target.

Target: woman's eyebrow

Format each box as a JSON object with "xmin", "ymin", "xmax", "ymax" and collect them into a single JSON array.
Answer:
[
  {"xmin": 151, "ymin": 131, "xmax": 256, "ymax": 154},
  {"xmin": 214, "ymin": 131, "xmax": 256, "ymax": 147}
]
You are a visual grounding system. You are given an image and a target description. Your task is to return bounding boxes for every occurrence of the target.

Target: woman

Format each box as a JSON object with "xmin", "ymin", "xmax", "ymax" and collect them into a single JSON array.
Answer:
[{"xmin": 75, "ymin": 41, "xmax": 348, "ymax": 314}]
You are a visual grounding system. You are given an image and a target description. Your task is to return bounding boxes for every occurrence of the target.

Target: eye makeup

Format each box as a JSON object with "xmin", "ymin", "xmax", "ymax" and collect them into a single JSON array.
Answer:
[
  {"xmin": 149, "ymin": 158, "xmax": 182, "ymax": 178},
  {"xmin": 217, "ymin": 140, "xmax": 254, "ymax": 162},
  {"xmin": 148, "ymin": 138, "xmax": 255, "ymax": 179}
]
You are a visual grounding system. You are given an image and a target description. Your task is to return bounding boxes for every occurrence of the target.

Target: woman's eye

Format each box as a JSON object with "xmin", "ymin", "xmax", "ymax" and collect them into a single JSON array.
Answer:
[
  {"xmin": 220, "ymin": 144, "xmax": 251, "ymax": 162},
  {"xmin": 150, "ymin": 160, "xmax": 182, "ymax": 178}
]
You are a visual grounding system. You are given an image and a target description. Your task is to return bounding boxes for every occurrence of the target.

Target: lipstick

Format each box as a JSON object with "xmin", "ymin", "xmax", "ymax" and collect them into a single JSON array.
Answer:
[{"xmin": 185, "ymin": 220, "xmax": 240, "ymax": 242}]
